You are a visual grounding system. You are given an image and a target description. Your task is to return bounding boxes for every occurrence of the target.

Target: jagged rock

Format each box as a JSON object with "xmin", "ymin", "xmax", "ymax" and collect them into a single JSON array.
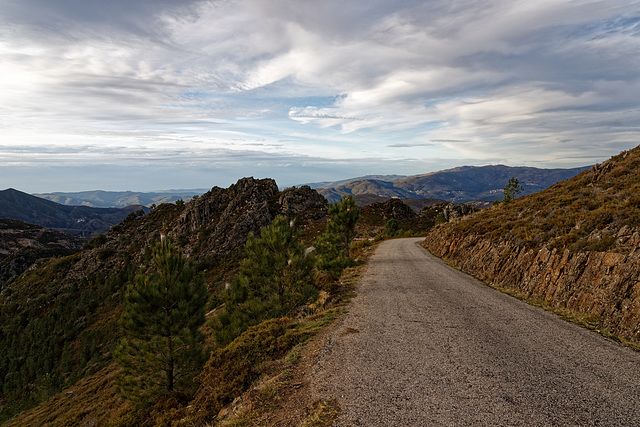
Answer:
[
  {"xmin": 278, "ymin": 185, "xmax": 328, "ymax": 221},
  {"xmin": 441, "ymin": 202, "xmax": 478, "ymax": 221},
  {"xmin": 590, "ymin": 161, "xmax": 615, "ymax": 183},
  {"xmin": 363, "ymin": 198, "xmax": 417, "ymax": 221},
  {"xmin": 175, "ymin": 178, "xmax": 328, "ymax": 257}
]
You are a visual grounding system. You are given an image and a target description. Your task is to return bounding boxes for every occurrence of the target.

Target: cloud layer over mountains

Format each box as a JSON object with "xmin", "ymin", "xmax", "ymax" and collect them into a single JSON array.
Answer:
[{"xmin": 1, "ymin": 0, "xmax": 638, "ymax": 191}]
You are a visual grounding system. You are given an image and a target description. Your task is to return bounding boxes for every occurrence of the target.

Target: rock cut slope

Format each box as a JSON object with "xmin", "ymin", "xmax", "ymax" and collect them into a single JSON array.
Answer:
[{"xmin": 425, "ymin": 146, "xmax": 640, "ymax": 342}]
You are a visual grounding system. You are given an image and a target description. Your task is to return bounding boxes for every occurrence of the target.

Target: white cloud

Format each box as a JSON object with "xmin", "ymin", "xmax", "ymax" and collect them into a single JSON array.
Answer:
[{"xmin": 0, "ymin": 0, "xmax": 638, "ymax": 190}]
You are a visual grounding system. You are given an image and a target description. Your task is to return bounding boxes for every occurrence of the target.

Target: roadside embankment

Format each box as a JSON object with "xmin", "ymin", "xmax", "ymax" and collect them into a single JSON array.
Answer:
[{"xmin": 424, "ymin": 228, "xmax": 640, "ymax": 342}]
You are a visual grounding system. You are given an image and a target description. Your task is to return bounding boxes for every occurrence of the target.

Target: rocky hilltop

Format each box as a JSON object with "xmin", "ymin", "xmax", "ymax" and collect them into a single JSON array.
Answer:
[
  {"xmin": 0, "ymin": 177, "xmax": 328, "ymax": 425},
  {"xmin": 424, "ymin": 146, "xmax": 640, "ymax": 342}
]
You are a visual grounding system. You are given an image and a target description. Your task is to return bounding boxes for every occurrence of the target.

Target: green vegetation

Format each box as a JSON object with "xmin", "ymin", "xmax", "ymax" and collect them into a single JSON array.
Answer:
[
  {"xmin": 315, "ymin": 195, "xmax": 361, "ymax": 278},
  {"xmin": 0, "ymin": 178, "xmax": 366, "ymax": 426},
  {"xmin": 383, "ymin": 219, "xmax": 400, "ymax": 237},
  {"xmin": 0, "ymin": 254, "xmax": 134, "ymax": 423},
  {"xmin": 115, "ymin": 237, "xmax": 208, "ymax": 402},
  {"xmin": 194, "ymin": 317, "xmax": 317, "ymax": 422},
  {"xmin": 502, "ymin": 177, "xmax": 524, "ymax": 204},
  {"xmin": 212, "ymin": 216, "xmax": 318, "ymax": 346},
  {"xmin": 443, "ymin": 148, "xmax": 640, "ymax": 254}
]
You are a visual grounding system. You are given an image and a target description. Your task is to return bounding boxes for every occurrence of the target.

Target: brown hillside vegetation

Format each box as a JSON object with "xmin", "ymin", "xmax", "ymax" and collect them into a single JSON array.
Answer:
[
  {"xmin": 425, "ymin": 145, "xmax": 640, "ymax": 343},
  {"xmin": 2, "ymin": 178, "xmax": 400, "ymax": 426}
]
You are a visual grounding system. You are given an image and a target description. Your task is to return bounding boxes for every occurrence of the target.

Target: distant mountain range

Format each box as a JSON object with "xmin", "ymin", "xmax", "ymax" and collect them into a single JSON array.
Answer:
[
  {"xmin": 0, "ymin": 188, "xmax": 149, "ymax": 237},
  {"xmin": 306, "ymin": 174, "xmax": 408, "ymax": 189},
  {"xmin": 34, "ymin": 189, "xmax": 208, "ymax": 208},
  {"xmin": 314, "ymin": 165, "xmax": 591, "ymax": 203},
  {"xmin": 25, "ymin": 165, "xmax": 590, "ymax": 211}
]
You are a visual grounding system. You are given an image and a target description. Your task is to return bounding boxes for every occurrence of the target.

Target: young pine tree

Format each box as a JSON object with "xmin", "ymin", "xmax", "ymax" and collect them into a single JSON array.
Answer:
[
  {"xmin": 213, "ymin": 215, "xmax": 317, "ymax": 346},
  {"xmin": 503, "ymin": 177, "xmax": 524, "ymax": 204},
  {"xmin": 315, "ymin": 195, "xmax": 361, "ymax": 277},
  {"xmin": 116, "ymin": 236, "xmax": 208, "ymax": 402}
]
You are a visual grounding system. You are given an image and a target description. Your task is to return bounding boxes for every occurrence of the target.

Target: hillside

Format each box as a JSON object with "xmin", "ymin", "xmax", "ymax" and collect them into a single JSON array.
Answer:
[
  {"xmin": 0, "ymin": 189, "xmax": 149, "ymax": 237},
  {"xmin": 317, "ymin": 165, "xmax": 590, "ymax": 203},
  {"xmin": 34, "ymin": 189, "xmax": 207, "ymax": 208},
  {"xmin": 0, "ymin": 176, "xmax": 440, "ymax": 426},
  {"xmin": 0, "ymin": 178, "xmax": 329, "ymax": 425},
  {"xmin": 424, "ymin": 146, "xmax": 640, "ymax": 343},
  {"xmin": 0, "ymin": 219, "xmax": 83, "ymax": 288}
]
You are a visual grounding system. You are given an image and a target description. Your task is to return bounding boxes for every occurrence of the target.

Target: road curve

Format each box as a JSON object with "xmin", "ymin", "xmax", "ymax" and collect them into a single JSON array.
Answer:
[{"xmin": 310, "ymin": 237, "xmax": 640, "ymax": 426}]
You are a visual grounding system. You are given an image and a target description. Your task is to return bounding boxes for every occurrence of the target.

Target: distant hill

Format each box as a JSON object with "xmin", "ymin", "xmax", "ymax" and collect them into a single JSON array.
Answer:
[
  {"xmin": 320, "ymin": 179, "xmax": 415, "ymax": 202},
  {"xmin": 315, "ymin": 165, "xmax": 591, "ymax": 203},
  {"xmin": 305, "ymin": 174, "xmax": 407, "ymax": 189},
  {"xmin": 34, "ymin": 189, "xmax": 208, "ymax": 208},
  {"xmin": 0, "ymin": 188, "xmax": 149, "ymax": 237},
  {"xmin": 0, "ymin": 219, "xmax": 83, "ymax": 287}
]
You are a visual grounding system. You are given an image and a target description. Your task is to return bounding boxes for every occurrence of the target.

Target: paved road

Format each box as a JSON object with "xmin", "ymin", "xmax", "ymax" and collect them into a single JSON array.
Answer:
[{"xmin": 311, "ymin": 238, "xmax": 640, "ymax": 426}]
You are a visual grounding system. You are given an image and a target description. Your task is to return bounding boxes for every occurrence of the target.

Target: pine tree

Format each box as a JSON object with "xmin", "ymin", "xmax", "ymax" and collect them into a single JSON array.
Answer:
[
  {"xmin": 115, "ymin": 237, "xmax": 208, "ymax": 402},
  {"xmin": 315, "ymin": 195, "xmax": 361, "ymax": 277},
  {"xmin": 503, "ymin": 177, "xmax": 524, "ymax": 204},
  {"xmin": 213, "ymin": 216, "xmax": 317, "ymax": 345}
]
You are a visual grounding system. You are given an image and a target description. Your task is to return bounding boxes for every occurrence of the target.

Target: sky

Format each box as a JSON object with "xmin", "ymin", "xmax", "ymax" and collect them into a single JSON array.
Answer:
[{"xmin": 1, "ymin": 0, "xmax": 639, "ymax": 192}]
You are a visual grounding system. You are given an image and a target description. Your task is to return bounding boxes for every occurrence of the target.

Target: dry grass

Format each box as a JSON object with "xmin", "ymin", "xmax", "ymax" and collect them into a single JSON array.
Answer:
[
  {"xmin": 3, "ymin": 364, "xmax": 131, "ymax": 427},
  {"xmin": 440, "ymin": 147, "xmax": 640, "ymax": 254},
  {"xmin": 300, "ymin": 399, "xmax": 340, "ymax": 427}
]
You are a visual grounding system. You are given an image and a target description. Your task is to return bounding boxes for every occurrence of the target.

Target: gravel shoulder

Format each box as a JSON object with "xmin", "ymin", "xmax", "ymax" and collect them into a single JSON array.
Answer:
[{"xmin": 309, "ymin": 237, "xmax": 640, "ymax": 426}]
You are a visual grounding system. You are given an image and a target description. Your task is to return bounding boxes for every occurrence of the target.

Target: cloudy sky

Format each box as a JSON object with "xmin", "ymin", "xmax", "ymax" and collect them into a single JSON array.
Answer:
[{"xmin": 1, "ymin": 0, "xmax": 639, "ymax": 192}]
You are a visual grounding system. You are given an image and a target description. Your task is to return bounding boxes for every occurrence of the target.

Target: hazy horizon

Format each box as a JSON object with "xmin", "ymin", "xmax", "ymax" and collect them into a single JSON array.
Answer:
[{"xmin": 1, "ymin": 0, "xmax": 638, "ymax": 192}]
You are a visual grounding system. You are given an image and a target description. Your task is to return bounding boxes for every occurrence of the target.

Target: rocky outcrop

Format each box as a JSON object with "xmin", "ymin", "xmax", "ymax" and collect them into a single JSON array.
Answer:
[
  {"xmin": 424, "ymin": 229, "xmax": 640, "ymax": 341},
  {"xmin": 278, "ymin": 185, "xmax": 327, "ymax": 221},
  {"xmin": 178, "ymin": 178, "xmax": 280, "ymax": 255},
  {"xmin": 176, "ymin": 178, "xmax": 328, "ymax": 256},
  {"xmin": 362, "ymin": 198, "xmax": 417, "ymax": 221},
  {"xmin": 440, "ymin": 202, "xmax": 478, "ymax": 221}
]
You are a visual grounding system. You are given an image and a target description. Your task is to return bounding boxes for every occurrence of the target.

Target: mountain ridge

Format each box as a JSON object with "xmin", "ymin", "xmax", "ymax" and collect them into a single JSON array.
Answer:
[
  {"xmin": 0, "ymin": 189, "xmax": 150, "ymax": 237},
  {"xmin": 315, "ymin": 164, "xmax": 591, "ymax": 203},
  {"xmin": 35, "ymin": 189, "xmax": 208, "ymax": 208}
]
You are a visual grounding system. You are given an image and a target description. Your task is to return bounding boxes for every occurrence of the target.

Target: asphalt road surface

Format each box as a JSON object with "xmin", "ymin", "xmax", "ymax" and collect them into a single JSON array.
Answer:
[{"xmin": 311, "ymin": 238, "xmax": 640, "ymax": 426}]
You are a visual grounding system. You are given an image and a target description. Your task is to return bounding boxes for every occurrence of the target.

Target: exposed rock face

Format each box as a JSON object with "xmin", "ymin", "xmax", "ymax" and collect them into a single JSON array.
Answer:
[
  {"xmin": 440, "ymin": 202, "xmax": 478, "ymax": 221},
  {"xmin": 177, "ymin": 178, "xmax": 328, "ymax": 256},
  {"xmin": 425, "ymin": 223, "xmax": 640, "ymax": 341},
  {"xmin": 278, "ymin": 185, "xmax": 328, "ymax": 221},
  {"xmin": 178, "ymin": 178, "xmax": 280, "ymax": 255},
  {"xmin": 44, "ymin": 177, "xmax": 329, "ymax": 290},
  {"xmin": 424, "ymin": 146, "xmax": 640, "ymax": 342},
  {"xmin": 362, "ymin": 198, "xmax": 417, "ymax": 221}
]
